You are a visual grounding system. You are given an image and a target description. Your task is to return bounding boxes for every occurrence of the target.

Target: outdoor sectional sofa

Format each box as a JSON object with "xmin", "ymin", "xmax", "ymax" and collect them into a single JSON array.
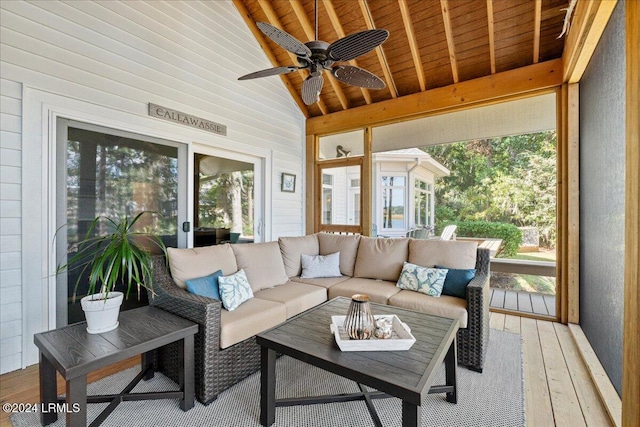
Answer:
[{"xmin": 149, "ymin": 233, "xmax": 491, "ymax": 404}]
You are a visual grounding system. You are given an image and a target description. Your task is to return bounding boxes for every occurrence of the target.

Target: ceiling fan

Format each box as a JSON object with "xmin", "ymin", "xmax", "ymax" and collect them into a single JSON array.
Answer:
[{"xmin": 238, "ymin": 0, "xmax": 389, "ymax": 106}]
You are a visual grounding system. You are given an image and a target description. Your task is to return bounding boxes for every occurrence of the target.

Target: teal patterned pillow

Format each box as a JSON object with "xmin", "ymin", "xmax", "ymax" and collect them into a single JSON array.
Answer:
[
  {"xmin": 396, "ymin": 262, "xmax": 449, "ymax": 297},
  {"xmin": 218, "ymin": 269, "xmax": 254, "ymax": 311}
]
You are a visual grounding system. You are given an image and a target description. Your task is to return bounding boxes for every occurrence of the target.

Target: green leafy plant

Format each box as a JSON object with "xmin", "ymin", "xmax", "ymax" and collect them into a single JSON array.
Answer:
[
  {"xmin": 437, "ymin": 220, "xmax": 523, "ymax": 257},
  {"xmin": 56, "ymin": 212, "xmax": 168, "ymax": 301}
]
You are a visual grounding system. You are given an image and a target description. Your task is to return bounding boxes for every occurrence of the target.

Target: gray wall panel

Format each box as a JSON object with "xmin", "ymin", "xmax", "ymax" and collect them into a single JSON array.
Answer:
[{"xmin": 578, "ymin": 2, "xmax": 625, "ymax": 396}]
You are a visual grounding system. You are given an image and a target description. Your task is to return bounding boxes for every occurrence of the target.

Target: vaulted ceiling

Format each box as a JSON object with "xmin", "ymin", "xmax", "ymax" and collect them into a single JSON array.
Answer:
[{"xmin": 233, "ymin": 0, "xmax": 569, "ymax": 118}]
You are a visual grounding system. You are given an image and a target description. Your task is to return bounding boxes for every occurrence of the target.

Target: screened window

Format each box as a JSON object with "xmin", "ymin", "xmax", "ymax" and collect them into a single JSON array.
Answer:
[
  {"xmin": 381, "ymin": 176, "xmax": 405, "ymax": 229},
  {"xmin": 322, "ymin": 173, "xmax": 333, "ymax": 224},
  {"xmin": 414, "ymin": 179, "xmax": 433, "ymax": 228}
]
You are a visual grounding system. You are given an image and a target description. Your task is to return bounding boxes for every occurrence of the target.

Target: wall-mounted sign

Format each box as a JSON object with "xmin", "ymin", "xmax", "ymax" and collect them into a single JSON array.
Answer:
[{"xmin": 149, "ymin": 103, "xmax": 227, "ymax": 136}]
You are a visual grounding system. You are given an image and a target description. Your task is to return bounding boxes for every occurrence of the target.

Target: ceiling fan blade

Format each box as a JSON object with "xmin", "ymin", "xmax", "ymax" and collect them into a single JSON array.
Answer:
[
  {"xmin": 327, "ymin": 29, "xmax": 389, "ymax": 61},
  {"xmin": 238, "ymin": 66, "xmax": 299, "ymax": 80},
  {"xmin": 332, "ymin": 65, "xmax": 386, "ymax": 89},
  {"xmin": 302, "ymin": 74, "xmax": 324, "ymax": 105},
  {"xmin": 256, "ymin": 21, "xmax": 312, "ymax": 58}
]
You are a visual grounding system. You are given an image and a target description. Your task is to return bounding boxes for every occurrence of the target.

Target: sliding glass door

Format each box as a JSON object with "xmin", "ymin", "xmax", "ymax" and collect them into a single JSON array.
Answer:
[
  {"xmin": 193, "ymin": 148, "xmax": 264, "ymax": 245},
  {"xmin": 56, "ymin": 119, "xmax": 188, "ymax": 325}
]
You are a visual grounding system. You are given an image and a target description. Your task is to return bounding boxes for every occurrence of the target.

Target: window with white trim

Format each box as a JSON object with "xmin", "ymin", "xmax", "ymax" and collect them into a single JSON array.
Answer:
[{"xmin": 381, "ymin": 176, "xmax": 405, "ymax": 229}]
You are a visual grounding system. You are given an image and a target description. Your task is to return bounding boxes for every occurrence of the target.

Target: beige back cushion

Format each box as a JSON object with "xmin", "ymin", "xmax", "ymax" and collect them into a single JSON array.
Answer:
[
  {"xmin": 232, "ymin": 242, "xmax": 289, "ymax": 292},
  {"xmin": 278, "ymin": 235, "xmax": 320, "ymax": 278},
  {"xmin": 317, "ymin": 233, "xmax": 361, "ymax": 277},
  {"xmin": 353, "ymin": 237, "xmax": 409, "ymax": 281},
  {"xmin": 167, "ymin": 244, "xmax": 238, "ymax": 289},
  {"xmin": 408, "ymin": 240, "xmax": 478, "ymax": 269}
]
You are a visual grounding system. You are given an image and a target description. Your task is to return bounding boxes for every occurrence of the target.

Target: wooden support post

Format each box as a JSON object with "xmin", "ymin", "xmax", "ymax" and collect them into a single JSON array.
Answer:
[
  {"xmin": 622, "ymin": 1, "xmax": 640, "ymax": 425},
  {"xmin": 362, "ymin": 127, "xmax": 372, "ymax": 236},
  {"xmin": 567, "ymin": 84, "xmax": 580, "ymax": 324},
  {"xmin": 305, "ymin": 134, "xmax": 315, "ymax": 235}
]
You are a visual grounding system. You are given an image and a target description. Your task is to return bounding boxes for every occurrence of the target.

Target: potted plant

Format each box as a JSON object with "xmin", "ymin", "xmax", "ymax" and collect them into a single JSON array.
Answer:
[{"xmin": 56, "ymin": 211, "xmax": 168, "ymax": 334}]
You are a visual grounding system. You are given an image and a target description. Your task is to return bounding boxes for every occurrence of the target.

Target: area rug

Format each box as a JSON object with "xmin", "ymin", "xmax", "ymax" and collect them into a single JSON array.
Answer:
[{"xmin": 12, "ymin": 330, "xmax": 523, "ymax": 427}]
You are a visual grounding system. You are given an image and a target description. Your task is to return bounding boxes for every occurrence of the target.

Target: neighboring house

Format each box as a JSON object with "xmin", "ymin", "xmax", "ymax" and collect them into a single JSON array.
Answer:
[
  {"xmin": 317, "ymin": 148, "xmax": 449, "ymax": 238},
  {"xmin": 373, "ymin": 149, "xmax": 449, "ymax": 238}
]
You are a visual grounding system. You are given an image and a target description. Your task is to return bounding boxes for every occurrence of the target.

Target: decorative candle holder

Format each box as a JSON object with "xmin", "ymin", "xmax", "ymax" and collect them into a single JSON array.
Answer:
[
  {"xmin": 374, "ymin": 317, "xmax": 393, "ymax": 339},
  {"xmin": 344, "ymin": 294, "xmax": 375, "ymax": 340}
]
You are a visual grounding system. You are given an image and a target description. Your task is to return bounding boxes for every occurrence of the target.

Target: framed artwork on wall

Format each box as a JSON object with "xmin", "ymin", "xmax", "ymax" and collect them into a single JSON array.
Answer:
[{"xmin": 281, "ymin": 173, "xmax": 296, "ymax": 193}]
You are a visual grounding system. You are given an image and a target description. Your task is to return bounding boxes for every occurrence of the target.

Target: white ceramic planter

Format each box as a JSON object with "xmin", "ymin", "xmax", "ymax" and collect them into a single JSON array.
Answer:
[{"xmin": 80, "ymin": 291, "xmax": 124, "ymax": 334}]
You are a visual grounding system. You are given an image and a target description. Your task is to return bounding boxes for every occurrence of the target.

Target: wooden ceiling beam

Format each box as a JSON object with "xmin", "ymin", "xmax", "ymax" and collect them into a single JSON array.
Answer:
[
  {"xmin": 562, "ymin": 0, "xmax": 618, "ymax": 83},
  {"xmin": 232, "ymin": 0, "xmax": 309, "ymax": 117},
  {"xmin": 256, "ymin": 0, "xmax": 329, "ymax": 114},
  {"xmin": 358, "ymin": 0, "xmax": 398, "ymax": 98},
  {"xmin": 487, "ymin": 0, "xmax": 496, "ymax": 74},
  {"xmin": 290, "ymin": 0, "xmax": 349, "ymax": 110},
  {"xmin": 440, "ymin": 0, "xmax": 459, "ymax": 83},
  {"xmin": 322, "ymin": 0, "xmax": 373, "ymax": 104},
  {"xmin": 533, "ymin": 0, "xmax": 542, "ymax": 63},
  {"xmin": 307, "ymin": 58, "xmax": 562, "ymax": 135},
  {"xmin": 398, "ymin": 0, "xmax": 426, "ymax": 91}
]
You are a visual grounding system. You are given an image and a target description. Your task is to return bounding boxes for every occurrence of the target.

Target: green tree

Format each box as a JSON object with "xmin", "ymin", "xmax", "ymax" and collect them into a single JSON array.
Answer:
[{"xmin": 423, "ymin": 131, "xmax": 557, "ymax": 248}]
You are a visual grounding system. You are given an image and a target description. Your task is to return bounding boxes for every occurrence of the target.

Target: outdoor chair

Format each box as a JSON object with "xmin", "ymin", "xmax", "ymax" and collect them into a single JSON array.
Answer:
[
  {"xmin": 438, "ymin": 224, "xmax": 457, "ymax": 240},
  {"xmin": 406, "ymin": 227, "xmax": 430, "ymax": 239}
]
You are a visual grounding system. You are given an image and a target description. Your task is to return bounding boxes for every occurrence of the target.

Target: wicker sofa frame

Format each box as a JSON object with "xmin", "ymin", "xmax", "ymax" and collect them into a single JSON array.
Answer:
[{"xmin": 148, "ymin": 247, "xmax": 491, "ymax": 405}]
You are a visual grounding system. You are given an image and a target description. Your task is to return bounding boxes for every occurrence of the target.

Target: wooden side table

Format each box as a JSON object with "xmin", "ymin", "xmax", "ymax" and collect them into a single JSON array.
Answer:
[{"xmin": 34, "ymin": 306, "xmax": 198, "ymax": 427}]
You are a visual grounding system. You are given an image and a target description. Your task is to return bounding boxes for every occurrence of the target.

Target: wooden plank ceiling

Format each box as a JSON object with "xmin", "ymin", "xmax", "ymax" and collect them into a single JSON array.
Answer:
[{"xmin": 234, "ymin": 0, "xmax": 568, "ymax": 118}]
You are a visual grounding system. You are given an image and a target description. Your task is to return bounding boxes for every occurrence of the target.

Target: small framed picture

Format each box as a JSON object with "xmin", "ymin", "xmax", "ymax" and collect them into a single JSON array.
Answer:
[{"xmin": 281, "ymin": 173, "xmax": 296, "ymax": 193}]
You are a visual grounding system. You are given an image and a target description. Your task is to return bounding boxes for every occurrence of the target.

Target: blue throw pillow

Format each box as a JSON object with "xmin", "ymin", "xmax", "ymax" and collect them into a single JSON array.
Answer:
[
  {"xmin": 437, "ymin": 266, "xmax": 476, "ymax": 299},
  {"xmin": 185, "ymin": 270, "xmax": 223, "ymax": 300}
]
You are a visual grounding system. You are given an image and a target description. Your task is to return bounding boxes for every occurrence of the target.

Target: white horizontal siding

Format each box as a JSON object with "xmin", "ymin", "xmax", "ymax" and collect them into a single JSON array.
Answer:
[
  {"xmin": 0, "ymin": 301, "xmax": 21, "ymax": 324},
  {"xmin": 0, "ymin": 76, "xmax": 22, "ymax": 374},
  {"xmin": 0, "ymin": 0, "xmax": 306, "ymax": 372},
  {"xmin": 0, "ymin": 286, "xmax": 21, "ymax": 305},
  {"xmin": 0, "ymin": 354, "xmax": 21, "ymax": 373},
  {"xmin": 0, "ymin": 183, "xmax": 20, "ymax": 200},
  {"xmin": 0, "ymin": 267, "xmax": 21, "ymax": 285},
  {"xmin": 0, "ymin": 235, "xmax": 21, "ymax": 252},
  {"xmin": 1, "ymin": 1, "xmax": 302, "ymax": 143},
  {"xmin": 0, "ymin": 318, "xmax": 21, "ymax": 340},
  {"xmin": 0, "ymin": 148, "xmax": 20, "ymax": 167},
  {"xmin": 0, "ymin": 131, "xmax": 21, "ymax": 150},
  {"xmin": 0, "ymin": 335, "xmax": 21, "ymax": 357},
  {"xmin": 0, "ymin": 218, "xmax": 21, "ymax": 235}
]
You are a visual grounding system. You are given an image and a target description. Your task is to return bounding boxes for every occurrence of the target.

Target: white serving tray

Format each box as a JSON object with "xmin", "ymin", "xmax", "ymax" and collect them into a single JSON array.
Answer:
[{"xmin": 330, "ymin": 315, "xmax": 416, "ymax": 351}]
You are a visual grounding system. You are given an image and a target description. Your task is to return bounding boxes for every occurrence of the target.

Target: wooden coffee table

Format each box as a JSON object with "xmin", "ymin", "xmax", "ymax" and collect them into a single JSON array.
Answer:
[
  {"xmin": 34, "ymin": 306, "xmax": 197, "ymax": 427},
  {"xmin": 256, "ymin": 297, "xmax": 459, "ymax": 427}
]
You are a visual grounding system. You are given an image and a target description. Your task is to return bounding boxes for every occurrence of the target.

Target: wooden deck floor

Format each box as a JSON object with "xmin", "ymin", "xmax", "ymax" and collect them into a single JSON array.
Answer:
[
  {"xmin": 490, "ymin": 312, "xmax": 613, "ymax": 427},
  {"xmin": 0, "ymin": 315, "xmax": 613, "ymax": 427},
  {"xmin": 491, "ymin": 288, "xmax": 557, "ymax": 317}
]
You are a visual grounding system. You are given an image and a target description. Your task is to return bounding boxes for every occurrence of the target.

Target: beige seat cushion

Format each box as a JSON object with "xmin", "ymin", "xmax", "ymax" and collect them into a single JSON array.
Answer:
[
  {"xmin": 317, "ymin": 233, "xmax": 360, "ymax": 277},
  {"xmin": 328, "ymin": 277, "xmax": 401, "ymax": 304},
  {"xmin": 290, "ymin": 275, "xmax": 351, "ymax": 289},
  {"xmin": 388, "ymin": 290, "xmax": 468, "ymax": 328},
  {"xmin": 232, "ymin": 242, "xmax": 289, "ymax": 292},
  {"xmin": 279, "ymin": 235, "xmax": 320, "ymax": 278},
  {"xmin": 255, "ymin": 281, "xmax": 327, "ymax": 318},
  {"xmin": 167, "ymin": 244, "xmax": 238, "ymax": 289},
  {"xmin": 220, "ymin": 298, "xmax": 287, "ymax": 349},
  {"xmin": 353, "ymin": 237, "xmax": 409, "ymax": 281},
  {"xmin": 409, "ymin": 240, "xmax": 478, "ymax": 269}
]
